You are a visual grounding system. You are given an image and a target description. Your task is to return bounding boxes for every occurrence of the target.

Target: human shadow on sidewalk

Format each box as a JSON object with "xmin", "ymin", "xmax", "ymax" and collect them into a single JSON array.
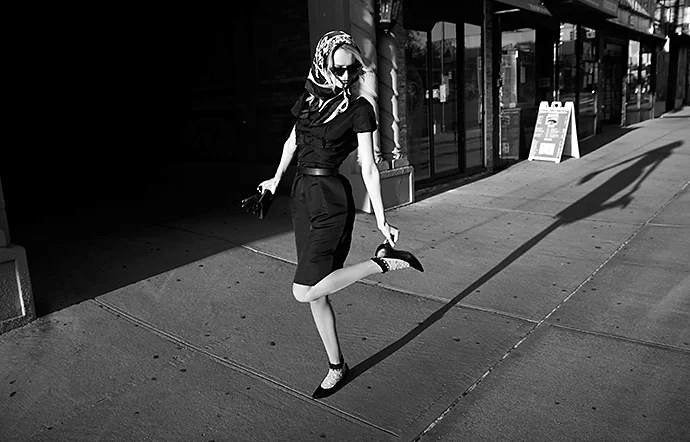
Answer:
[{"xmin": 345, "ymin": 140, "xmax": 683, "ymax": 385}]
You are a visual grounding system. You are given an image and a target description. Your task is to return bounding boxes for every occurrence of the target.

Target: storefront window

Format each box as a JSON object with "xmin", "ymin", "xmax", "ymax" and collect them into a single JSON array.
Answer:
[
  {"xmin": 557, "ymin": 23, "xmax": 577, "ymax": 104},
  {"xmin": 602, "ymin": 40, "xmax": 624, "ymax": 124},
  {"xmin": 580, "ymin": 27, "xmax": 597, "ymax": 116},
  {"xmin": 465, "ymin": 23, "xmax": 483, "ymax": 169},
  {"xmin": 405, "ymin": 22, "xmax": 483, "ymax": 181},
  {"xmin": 627, "ymin": 40, "xmax": 641, "ymax": 109},
  {"xmin": 640, "ymin": 49, "xmax": 653, "ymax": 108},
  {"xmin": 501, "ymin": 28, "xmax": 537, "ymax": 108},
  {"xmin": 405, "ymin": 30, "xmax": 431, "ymax": 180},
  {"xmin": 432, "ymin": 22, "xmax": 458, "ymax": 175}
]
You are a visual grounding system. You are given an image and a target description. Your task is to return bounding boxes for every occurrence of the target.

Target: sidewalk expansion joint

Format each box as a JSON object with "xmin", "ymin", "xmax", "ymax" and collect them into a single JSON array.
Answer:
[
  {"xmin": 414, "ymin": 170, "xmax": 689, "ymax": 442},
  {"xmin": 241, "ymin": 244, "xmax": 297, "ymax": 266},
  {"xmin": 646, "ymin": 222, "xmax": 689, "ymax": 228},
  {"xmin": 91, "ymin": 298, "xmax": 399, "ymax": 438},
  {"xmin": 361, "ymin": 278, "xmax": 540, "ymax": 323},
  {"xmin": 548, "ymin": 323, "xmax": 690, "ymax": 354}
]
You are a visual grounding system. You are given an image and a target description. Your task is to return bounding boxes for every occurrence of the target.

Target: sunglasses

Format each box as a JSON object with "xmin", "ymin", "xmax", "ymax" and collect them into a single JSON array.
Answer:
[{"xmin": 330, "ymin": 62, "xmax": 361, "ymax": 77}]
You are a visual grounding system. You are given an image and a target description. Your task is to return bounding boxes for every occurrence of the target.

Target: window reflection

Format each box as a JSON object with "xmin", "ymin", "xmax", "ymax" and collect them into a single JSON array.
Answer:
[
  {"xmin": 627, "ymin": 40, "xmax": 640, "ymax": 108},
  {"xmin": 640, "ymin": 50, "xmax": 653, "ymax": 107},
  {"xmin": 404, "ymin": 22, "xmax": 483, "ymax": 179},
  {"xmin": 501, "ymin": 28, "xmax": 536, "ymax": 108},
  {"xmin": 602, "ymin": 41, "xmax": 624, "ymax": 123},
  {"xmin": 432, "ymin": 22, "xmax": 458, "ymax": 174},
  {"xmin": 465, "ymin": 23, "xmax": 483, "ymax": 169},
  {"xmin": 580, "ymin": 27, "xmax": 597, "ymax": 116},
  {"xmin": 405, "ymin": 29, "xmax": 431, "ymax": 180},
  {"xmin": 558, "ymin": 23, "xmax": 577, "ymax": 104},
  {"xmin": 579, "ymin": 26, "xmax": 597, "ymax": 138}
]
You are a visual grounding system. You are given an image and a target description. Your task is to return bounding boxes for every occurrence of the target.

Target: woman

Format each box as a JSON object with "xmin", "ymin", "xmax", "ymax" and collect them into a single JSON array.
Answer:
[{"xmin": 258, "ymin": 31, "xmax": 423, "ymax": 399}]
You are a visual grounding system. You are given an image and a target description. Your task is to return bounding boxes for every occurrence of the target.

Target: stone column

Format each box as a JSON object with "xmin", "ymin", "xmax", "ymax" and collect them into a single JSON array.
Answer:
[
  {"xmin": 306, "ymin": 0, "xmax": 414, "ymax": 212},
  {"xmin": 371, "ymin": 2, "xmax": 414, "ymax": 209},
  {"xmin": 378, "ymin": 30, "xmax": 408, "ymax": 168},
  {"xmin": 349, "ymin": 0, "xmax": 385, "ymax": 167},
  {"xmin": 0, "ymin": 177, "xmax": 36, "ymax": 334}
]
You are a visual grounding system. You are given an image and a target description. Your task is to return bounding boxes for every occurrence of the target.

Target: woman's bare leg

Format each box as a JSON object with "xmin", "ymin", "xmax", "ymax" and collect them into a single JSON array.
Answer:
[
  {"xmin": 309, "ymin": 296, "xmax": 341, "ymax": 364},
  {"xmin": 293, "ymin": 260, "xmax": 381, "ymax": 303}
]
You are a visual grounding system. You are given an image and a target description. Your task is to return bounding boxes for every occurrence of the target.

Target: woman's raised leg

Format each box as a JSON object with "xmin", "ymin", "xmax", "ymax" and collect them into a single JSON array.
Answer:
[{"xmin": 293, "ymin": 260, "xmax": 381, "ymax": 303}]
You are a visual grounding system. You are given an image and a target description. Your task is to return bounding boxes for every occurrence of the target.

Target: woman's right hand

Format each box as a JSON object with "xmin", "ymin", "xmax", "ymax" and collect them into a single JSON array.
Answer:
[
  {"xmin": 258, "ymin": 177, "xmax": 279, "ymax": 195},
  {"xmin": 378, "ymin": 222, "xmax": 399, "ymax": 248}
]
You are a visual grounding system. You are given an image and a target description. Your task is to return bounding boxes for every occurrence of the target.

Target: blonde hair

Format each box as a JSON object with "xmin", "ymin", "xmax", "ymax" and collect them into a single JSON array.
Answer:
[
  {"xmin": 327, "ymin": 44, "xmax": 380, "ymax": 166},
  {"xmin": 325, "ymin": 44, "xmax": 372, "ymax": 93}
]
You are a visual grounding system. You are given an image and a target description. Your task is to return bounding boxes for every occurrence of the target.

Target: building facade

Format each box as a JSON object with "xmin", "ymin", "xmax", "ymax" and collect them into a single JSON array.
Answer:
[{"xmin": 1, "ymin": 0, "xmax": 688, "ymax": 333}]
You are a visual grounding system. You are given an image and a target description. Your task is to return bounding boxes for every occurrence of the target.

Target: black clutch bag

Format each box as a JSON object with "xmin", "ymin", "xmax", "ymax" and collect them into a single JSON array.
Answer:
[{"xmin": 240, "ymin": 190, "xmax": 274, "ymax": 219}]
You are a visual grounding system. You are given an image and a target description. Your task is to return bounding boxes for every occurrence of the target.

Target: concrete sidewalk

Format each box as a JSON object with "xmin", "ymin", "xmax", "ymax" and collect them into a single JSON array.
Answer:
[{"xmin": 1, "ymin": 110, "xmax": 689, "ymax": 442}]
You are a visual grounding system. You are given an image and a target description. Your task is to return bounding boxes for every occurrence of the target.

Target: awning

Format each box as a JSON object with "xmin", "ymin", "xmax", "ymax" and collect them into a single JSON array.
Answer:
[
  {"xmin": 604, "ymin": 7, "xmax": 666, "ymax": 46},
  {"xmin": 601, "ymin": 19, "xmax": 666, "ymax": 47},
  {"xmin": 620, "ymin": 0, "xmax": 654, "ymax": 19},
  {"xmin": 560, "ymin": 0, "xmax": 619, "ymax": 19},
  {"xmin": 404, "ymin": 0, "xmax": 482, "ymax": 31},
  {"xmin": 495, "ymin": 0, "xmax": 552, "ymax": 16}
]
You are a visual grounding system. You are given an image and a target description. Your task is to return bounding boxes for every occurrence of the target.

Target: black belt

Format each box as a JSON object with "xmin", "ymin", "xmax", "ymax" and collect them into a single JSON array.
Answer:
[{"xmin": 297, "ymin": 166, "xmax": 339, "ymax": 176}]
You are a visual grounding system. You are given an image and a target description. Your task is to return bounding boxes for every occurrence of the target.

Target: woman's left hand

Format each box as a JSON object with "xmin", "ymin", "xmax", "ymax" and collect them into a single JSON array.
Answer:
[{"xmin": 378, "ymin": 222, "xmax": 399, "ymax": 248}]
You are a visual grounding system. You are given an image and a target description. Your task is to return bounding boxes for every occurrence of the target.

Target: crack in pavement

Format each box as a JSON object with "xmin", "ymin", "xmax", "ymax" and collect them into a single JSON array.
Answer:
[
  {"xmin": 412, "ymin": 178, "xmax": 689, "ymax": 442},
  {"xmin": 91, "ymin": 298, "xmax": 399, "ymax": 438}
]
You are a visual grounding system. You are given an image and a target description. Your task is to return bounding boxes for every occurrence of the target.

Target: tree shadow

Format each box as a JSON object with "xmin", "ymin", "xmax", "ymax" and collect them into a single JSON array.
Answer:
[{"xmin": 345, "ymin": 140, "xmax": 684, "ymax": 384}]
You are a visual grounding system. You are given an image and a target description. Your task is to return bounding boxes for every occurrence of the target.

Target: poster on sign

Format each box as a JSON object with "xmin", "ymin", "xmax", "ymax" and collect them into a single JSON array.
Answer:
[{"xmin": 528, "ymin": 101, "xmax": 580, "ymax": 163}]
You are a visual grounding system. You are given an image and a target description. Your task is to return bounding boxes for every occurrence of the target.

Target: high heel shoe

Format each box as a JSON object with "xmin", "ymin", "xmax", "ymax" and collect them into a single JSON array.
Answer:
[
  {"xmin": 371, "ymin": 241, "xmax": 424, "ymax": 273},
  {"xmin": 312, "ymin": 360, "xmax": 349, "ymax": 399}
]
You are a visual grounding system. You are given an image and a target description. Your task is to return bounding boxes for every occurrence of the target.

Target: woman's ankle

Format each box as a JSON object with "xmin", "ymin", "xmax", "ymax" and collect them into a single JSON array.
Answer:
[{"xmin": 328, "ymin": 355, "xmax": 345, "ymax": 369}]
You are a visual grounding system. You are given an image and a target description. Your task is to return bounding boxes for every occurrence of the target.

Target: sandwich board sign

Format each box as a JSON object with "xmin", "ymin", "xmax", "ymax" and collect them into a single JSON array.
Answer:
[{"xmin": 528, "ymin": 101, "xmax": 580, "ymax": 163}]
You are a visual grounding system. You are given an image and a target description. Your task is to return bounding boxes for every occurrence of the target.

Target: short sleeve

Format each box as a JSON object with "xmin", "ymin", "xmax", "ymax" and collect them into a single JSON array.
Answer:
[
  {"xmin": 352, "ymin": 98, "xmax": 377, "ymax": 133},
  {"xmin": 291, "ymin": 93, "xmax": 306, "ymax": 119}
]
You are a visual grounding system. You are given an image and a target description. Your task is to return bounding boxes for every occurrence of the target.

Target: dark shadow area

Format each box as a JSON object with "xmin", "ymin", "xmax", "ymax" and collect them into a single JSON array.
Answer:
[
  {"xmin": 660, "ymin": 106, "xmax": 690, "ymax": 116},
  {"xmin": 578, "ymin": 126, "xmax": 637, "ymax": 156},
  {"xmin": 345, "ymin": 140, "xmax": 683, "ymax": 385},
  {"xmin": 3, "ymin": 12, "xmax": 304, "ymax": 317},
  {"xmin": 4, "ymin": 165, "xmax": 294, "ymax": 317}
]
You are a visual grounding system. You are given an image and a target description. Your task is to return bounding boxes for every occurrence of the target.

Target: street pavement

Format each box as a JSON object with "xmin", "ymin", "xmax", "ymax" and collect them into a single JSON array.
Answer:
[{"xmin": 1, "ymin": 108, "xmax": 689, "ymax": 441}]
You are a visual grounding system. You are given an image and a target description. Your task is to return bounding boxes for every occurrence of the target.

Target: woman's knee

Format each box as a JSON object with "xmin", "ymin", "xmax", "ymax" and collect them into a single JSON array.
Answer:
[{"xmin": 292, "ymin": 284, "xmax": 312, "ymax": 303}]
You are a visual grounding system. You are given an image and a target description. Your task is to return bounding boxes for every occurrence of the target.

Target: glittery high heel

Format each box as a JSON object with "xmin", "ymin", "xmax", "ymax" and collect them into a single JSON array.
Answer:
[{"xmin": 371, "ymin": 241, "xmax": 424, "ymax": 273}]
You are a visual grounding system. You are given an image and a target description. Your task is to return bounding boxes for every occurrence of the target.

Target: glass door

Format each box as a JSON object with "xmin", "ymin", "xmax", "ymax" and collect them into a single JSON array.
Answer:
[
  {"xmin": 602, "ymin": 40, "xmax": 624, "ymax": 124},
  {"xmin": 626, "ymin": 40, "xmax": 641, "ymax": 124},
  {"xmin": 432, "ymin": 22, "xmax": 459, "ymax": 174},
  {"xmin": 405, "ymin": 29, "xmax": 432, "ymax": 180},
  {"xmin": 580, "ymin": 26, "xmax": 598, "ymax": 138},
  {"xmin": 639, "ymin": 46, "xmax": 653, "ymax": 121},
  {"xmin": 404, "ymin": 21, "xmax": 484, "ymax": 185},
  {"xmin": 464, "ymin": 23, "xmax": 484, "ymax": 169}
]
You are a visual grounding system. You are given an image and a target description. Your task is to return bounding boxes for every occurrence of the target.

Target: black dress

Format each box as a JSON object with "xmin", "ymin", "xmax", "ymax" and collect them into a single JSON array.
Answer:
[{"xmin": 290, "ymin": 95, "xmax": 377, "ymax": 286}]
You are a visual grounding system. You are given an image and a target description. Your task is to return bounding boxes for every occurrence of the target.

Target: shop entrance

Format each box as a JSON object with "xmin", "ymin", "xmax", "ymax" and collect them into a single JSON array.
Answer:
[
  {"xmin": 602, "ymin": 40, "xmax": 624, "ymax": 124},
  {"xmin": 405, "ymin": 21, "xmax": 484, "ymax": 185}
]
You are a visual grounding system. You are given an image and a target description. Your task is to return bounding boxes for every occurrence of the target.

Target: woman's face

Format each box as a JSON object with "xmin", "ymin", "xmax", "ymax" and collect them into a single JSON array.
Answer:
[{"xmin": 331, "ymin": 48, "xmax": 360, "ymax": 87}]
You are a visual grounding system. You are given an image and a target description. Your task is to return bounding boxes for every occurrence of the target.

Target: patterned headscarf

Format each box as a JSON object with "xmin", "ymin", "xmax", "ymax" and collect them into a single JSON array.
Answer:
[{"xmin": 300, "ymin": 30, "xmax": 361, "ymax": 126}]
